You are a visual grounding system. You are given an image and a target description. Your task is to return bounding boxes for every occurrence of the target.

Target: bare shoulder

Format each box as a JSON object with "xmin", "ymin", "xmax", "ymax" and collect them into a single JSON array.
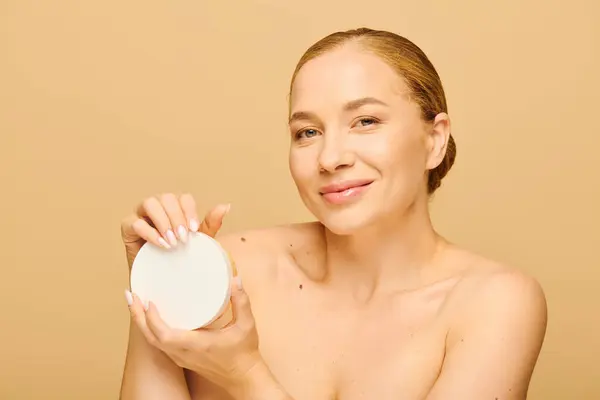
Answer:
[
  {"xmin": 424, "ymin": 248, "xmax": 548, "ymax": 399},
  {"xmin": 215, "ymin": 221, "xmax": 322, "ymax": 260},
  {"xmin": 214, "ymin": 221, "xmax": 323, "ymax": 291},
  {"xmin": 445, "ymin": 248, "xmax": 548, "ymax": 348},
  {"xmin": 453, "ymin": 250, "xmax": 547, "ymax": 317}
]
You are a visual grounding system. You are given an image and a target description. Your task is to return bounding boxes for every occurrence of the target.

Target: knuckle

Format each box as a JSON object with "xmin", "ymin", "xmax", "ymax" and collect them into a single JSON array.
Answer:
[
  {"xmin": 157, "ymin": 330, "xmax": 179, "ymax": 346},
  {"xmin": 156, "ymin": 332, "xmax": 171, "ymax": 345},
  {"xmin": 121, "ymin": 214, "xmax": 136, "ymax": 229},
  {"xmin": 130, "ymin": 218, "xmax": 144, "ymax": 231},
  {"xmin": 159, "ymin": 192, "xmax": 177, "ymax": 204},
  {"xmin": 180, "ymin": 194, "xmax": 196, "ymax": 212},
  {"xmin": 128, "ymin": 307, "xmax": 137, "ymax": 320},
  {"xmin": 130, "ymin": 308, "xmax": 144, "ymax": 322},
  {"xmin": 203, "ymin": 341, "xmax": 215, "ymax": 353},
  {"xmin": 142, "ymin": 197, "xmax": 156, "ymax": 211},
  {"xmin": 179, "ymin": 192, "xmax": 193, "ymax": 202},
  {"xmin": 122, "ymin": 216, "xmax": 142, "ymax": 240},
  {"xmin": 192, "ymin": 341, "xmax": 206, "ymax": 353}
]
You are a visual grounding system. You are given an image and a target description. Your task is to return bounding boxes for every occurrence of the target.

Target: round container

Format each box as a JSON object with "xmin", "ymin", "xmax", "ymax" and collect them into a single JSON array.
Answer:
[{"xmin": 130, "ymin": 231, "xmax": 234, "ymax": 331}]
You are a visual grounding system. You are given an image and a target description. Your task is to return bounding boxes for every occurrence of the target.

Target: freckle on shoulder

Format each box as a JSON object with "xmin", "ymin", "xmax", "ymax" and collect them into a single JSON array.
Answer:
[{"xmin": 215, "ymin": 222, "xmax": 321, "ymax": 254}]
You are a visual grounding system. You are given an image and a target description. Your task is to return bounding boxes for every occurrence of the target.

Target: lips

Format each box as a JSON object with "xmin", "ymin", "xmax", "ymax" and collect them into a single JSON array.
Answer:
[
  {"xmin": 319, "ymin": 179, "xmax": 374, "ymax": 195},
  {"xmin": 318, "ymin": 179, "xmax": 374, "ymax": 205}
]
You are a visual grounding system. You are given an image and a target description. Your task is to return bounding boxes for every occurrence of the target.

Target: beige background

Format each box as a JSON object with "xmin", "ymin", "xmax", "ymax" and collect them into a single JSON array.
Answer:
[{"xmin": 2, "ymin": 0, "xmax": 599, "ymax": 399}]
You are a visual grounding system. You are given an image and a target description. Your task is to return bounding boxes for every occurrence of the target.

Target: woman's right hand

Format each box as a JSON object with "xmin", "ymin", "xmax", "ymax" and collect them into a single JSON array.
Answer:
[{"xmin": 120, "ymin": 193, "xmax": 231, "ymax": 269}]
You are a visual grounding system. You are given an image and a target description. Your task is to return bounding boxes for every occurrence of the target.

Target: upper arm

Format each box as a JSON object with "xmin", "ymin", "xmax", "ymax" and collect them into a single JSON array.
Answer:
[{"xmin": 426, "ymin": 270, "xmax": 548, "ymax": 400}]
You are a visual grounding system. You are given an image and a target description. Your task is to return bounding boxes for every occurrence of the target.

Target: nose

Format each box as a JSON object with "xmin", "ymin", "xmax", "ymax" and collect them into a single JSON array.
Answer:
[{"xmin": 317, "ymin": 134, "xmax": 355, "ymax": 173}]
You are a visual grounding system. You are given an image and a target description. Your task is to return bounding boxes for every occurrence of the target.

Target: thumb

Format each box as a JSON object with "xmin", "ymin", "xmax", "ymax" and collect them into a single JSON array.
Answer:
[
  {"xmin": 230, "ymin": 277, "xmax": 254, "ymax": 328},
  {"xmin": 200, "ymin": 203, "xmax": 231, "ymax": 237}
]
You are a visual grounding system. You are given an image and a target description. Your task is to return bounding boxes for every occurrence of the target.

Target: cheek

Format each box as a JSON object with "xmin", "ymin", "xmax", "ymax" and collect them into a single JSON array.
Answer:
[
  {"xmin": 288, "ymin": 149, "xmax": 315, "ymax": 190},
  {"xmin": 359, "ymin": 129, "xmax": 428, "ymax": 190},
  {"xmin": 362, "ymin": 131, "xmax": 425, "ymax": 170}
]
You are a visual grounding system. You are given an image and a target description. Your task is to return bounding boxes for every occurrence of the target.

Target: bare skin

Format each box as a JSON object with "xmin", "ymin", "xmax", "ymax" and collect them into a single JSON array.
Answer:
[
  {"xmin": 120, "ymin": 42, "xmax": 547, "ymax": 399},
  {"xmin": 181, "ymin": 223, "xmax": 546, "ymax": 400}
]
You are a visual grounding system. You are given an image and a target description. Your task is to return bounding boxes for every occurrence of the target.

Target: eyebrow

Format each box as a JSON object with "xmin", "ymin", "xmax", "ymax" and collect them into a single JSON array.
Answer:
[
  {"xmin": 288, "ymin": 96, "xmax": 388, "ymax": 124},
  {"xmin": 343, "ymin": 96, "xmax": 388, "ymax": 111}
]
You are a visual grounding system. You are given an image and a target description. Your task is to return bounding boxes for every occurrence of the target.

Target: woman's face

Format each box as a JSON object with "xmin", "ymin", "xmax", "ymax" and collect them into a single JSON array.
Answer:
[{"xmin": 288, "ymin": 44, "xmax": 449, "ymax": 235}]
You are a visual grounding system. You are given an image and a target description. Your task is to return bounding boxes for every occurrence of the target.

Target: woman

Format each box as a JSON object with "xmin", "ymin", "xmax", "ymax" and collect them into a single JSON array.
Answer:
[{"xmin": 119, "ymin": 28, "xmax": 547, "ymax": 400}]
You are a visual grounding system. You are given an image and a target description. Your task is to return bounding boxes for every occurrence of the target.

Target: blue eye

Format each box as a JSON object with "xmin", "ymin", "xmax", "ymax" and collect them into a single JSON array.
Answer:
[{"xmin": 296, "ymin": 128, "xmax": 320, "ymax": 140}]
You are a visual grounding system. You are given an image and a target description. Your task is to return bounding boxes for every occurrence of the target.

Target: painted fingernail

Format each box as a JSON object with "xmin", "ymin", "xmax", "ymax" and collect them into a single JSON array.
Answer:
[
  {"xmin": 124, "ymin": 290, "xmax": 133, "ymax": 306},
  {"xmin": 189, "ymin": 218, "xmax": 199, "ymax": 232},
  {"xmin": 166, "ymin": 229, "xmax": 177, "ymax": 246},
  {"xmin": 158, "ymin": 237, "xmax": 171, "ymax": 249},
  {"xmin": 177, "ymin": 225, "xmax": 188, "ymax": 243}
]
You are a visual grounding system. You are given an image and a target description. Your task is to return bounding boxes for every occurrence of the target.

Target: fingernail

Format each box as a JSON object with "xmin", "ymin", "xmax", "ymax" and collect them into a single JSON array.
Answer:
[
  {"xmin": 124, "ymin": 290, "xmax": 133, "ymax": 306},
  {"xmin": 219, "ymin": 203, "xmax": 231, "ymax": 215},
  {"xmin": 233, "ymin": 276, "xmax": 243, "ymax": 291},
  {"xmin": 166, "ymin": 229, "xmax": 177, "ymax": 246},
  {"xmin": 158, "ymin": 237, "xmax": 171, "ymax": 249},
  {"xmin": 143, "ymin": 300, "xmax": 149, "ymax": 311},
  {"xmin": 189, "ymin": 218, "xmax": 199, "ymax": 232},
  {"xmin": 177, "ymin": 225, "xmax": 188, "ymax": 243}
]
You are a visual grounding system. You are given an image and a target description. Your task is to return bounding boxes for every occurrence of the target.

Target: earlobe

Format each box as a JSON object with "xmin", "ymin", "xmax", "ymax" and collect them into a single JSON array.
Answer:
[{"xmin": 426, "ymin": 113, "xmax": 451, "ymax": 170}]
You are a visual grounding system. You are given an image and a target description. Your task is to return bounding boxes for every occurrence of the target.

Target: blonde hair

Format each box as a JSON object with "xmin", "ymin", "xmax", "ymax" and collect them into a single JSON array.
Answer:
[{"xmin": 288, "ymin": 28, "xmax": 457, "ymax": 194}]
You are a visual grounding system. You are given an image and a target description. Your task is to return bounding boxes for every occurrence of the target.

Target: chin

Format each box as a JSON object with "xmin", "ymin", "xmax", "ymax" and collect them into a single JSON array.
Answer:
[{"xmin": 311, "ymin": 203, "xmax": 379, "ymax": 236}]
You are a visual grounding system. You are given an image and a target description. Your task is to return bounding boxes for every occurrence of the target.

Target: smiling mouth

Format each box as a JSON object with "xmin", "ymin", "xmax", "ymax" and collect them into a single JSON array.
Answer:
[{"xmin": 319, "ymin": 180, "xmax": 374, "ymax": 204}]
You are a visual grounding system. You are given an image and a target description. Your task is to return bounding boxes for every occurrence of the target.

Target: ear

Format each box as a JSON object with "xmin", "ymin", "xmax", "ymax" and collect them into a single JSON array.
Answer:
[{"xmin": 425, "ymin": 112, "xmax": 451, "ymax": 170}]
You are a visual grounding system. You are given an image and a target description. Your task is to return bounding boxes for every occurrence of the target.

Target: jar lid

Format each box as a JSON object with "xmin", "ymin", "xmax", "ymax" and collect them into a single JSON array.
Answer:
[{"xmin": 130, "ymin": 232, "xmax": 233, "ymax": 330}]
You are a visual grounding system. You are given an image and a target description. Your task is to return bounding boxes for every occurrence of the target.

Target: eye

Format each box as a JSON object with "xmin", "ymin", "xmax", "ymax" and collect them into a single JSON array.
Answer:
[
  {"xmin": 354, "ymin": 117, "xmax": 379, "ymax": 128},
  {"xmin": 295, "ymin": 128, "xmax": 320, "ymax": 140}
]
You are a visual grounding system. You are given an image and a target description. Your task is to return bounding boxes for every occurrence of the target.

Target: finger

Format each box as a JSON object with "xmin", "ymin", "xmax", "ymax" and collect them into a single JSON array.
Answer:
[
  {"xmin": 145, "ymin": 302, "xmax": 192, "ymax": 349},
  {"xmin": 131, "ymin": 216, "xmax": 171, "ymax": 249},
  {"xmin": 200, "ymin": 203, "xmax": 231, "ymax": 237},
  {"xmin": 159, "ymin": 193, "xmax": 189, "ymax": 243},
  {"xmin": 227, "ymin": 277, "xmax": 254, "ymax": 330},
  {"xmin": 137, "ymin": 197, "xmax": 177, "ymax": 247},
  {"xmin": 179, "ymin": 193, "xmax": 199, "ymax": 233},
  {"xmin": 125, "ymin": 290, "xmax": 160, "ymax": 347},
  {"xmin": 121, "ymin": 214, "xmax": 142, "ymax": 244}
]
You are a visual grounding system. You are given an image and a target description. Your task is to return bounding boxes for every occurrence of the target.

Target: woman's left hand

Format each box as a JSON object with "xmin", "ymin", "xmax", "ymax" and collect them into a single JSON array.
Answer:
[{"xmin": 127, "ymin": 277, "xmax": 263, "ymax": 394}]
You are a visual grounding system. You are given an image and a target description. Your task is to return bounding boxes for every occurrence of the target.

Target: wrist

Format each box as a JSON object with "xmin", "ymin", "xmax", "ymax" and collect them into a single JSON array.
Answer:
[{"xmin": 229, "ymin": 360, "xmax": 292, "ymax": 400}]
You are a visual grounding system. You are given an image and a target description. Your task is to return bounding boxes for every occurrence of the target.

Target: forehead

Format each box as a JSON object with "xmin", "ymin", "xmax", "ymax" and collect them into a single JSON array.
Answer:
[{"xmin": 290, "ymin": 44, "xmax": 408, "ymax": 113}]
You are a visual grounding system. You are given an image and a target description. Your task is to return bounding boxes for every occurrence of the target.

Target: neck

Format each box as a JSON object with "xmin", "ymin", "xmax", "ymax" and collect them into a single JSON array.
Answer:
[{"xmin": 322, "ymin": 199, "xmax": 445, "ymax": 298}]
